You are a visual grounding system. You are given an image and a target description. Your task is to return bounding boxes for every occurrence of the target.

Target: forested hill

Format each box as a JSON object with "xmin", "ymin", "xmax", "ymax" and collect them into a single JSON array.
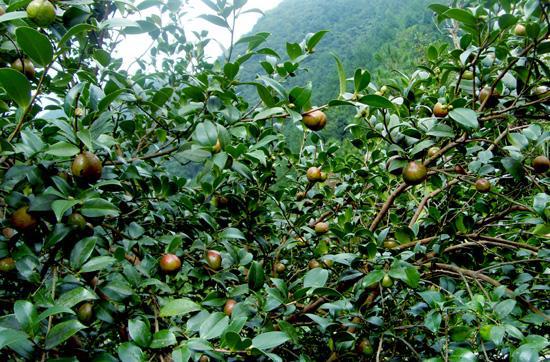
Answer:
[{"xmin": 236, "ymin": 0, "xmax": 447, "ymax": 138}]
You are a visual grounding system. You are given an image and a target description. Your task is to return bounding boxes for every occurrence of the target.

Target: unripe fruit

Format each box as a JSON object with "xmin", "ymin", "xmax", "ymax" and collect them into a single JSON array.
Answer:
[
  {"xmin": 533, "ymin": 86, "xmax": 550, "ymax": 99},
  {"xmin": 212, "ymin": 138, "xmax": 222, "ymax": 153},
  {"xmin": 479, "ymin": 86, "xmax": 499, "ymax": 107},
  {"xmin": 320, "ymin": 171, "xmax": 328, "ymax": 182},
  {"xmin": 77, "ymin": 302, "xmax": 93, "ymax": 323},
  {"xmin": 0, "ymin": 257, "xmax": 16, "ymax": 272},
  {"xmin": 380, "ymin": 85, "xmax": 388, "ymax": 94},
  {"xmin": 479, "ymin": 325, "xmax": 494, "ymax": 341},
  {"xmin": 514, "ymin": 24, "xmax": 526, "ymax": 36},
  {"xmin": 223, "ymin": 299, "xmax": 236, "ymax": 316},
  {"xmin": 306, "ymin": 167, "xmax": 322, "ymax": 182},
  {"xmin": 383, "ymin": 240, "xmax": 398, "ymax": 249},
  {"xmin": 533, "ymin": 155, "xmax": 550, "ymax": 173},
  {"xmin": 433, "ymin": 103, "xmax": 448, "ymax": 118},
  {"xmin": 314, "ymin": 222, "xmax": 329, "ymax": 234},
  {"xmin": 10, "ymin": 206, "xmax": 38, "ymax": 231},
  {"xmin": 462, "ymin": 70, "xmax": 474, "ymax": 80},
  {"xmin": 475, "ymin": 178, "xmax": 491, "ymax": 193},
  {"xmin": 308, "ymin": 259, "xmax": 321, "ymax": 269},
  {"xmin": 275, "ymin": 262, "xmax": 286, "ymax": 273},
  {"xmin": 206, "ymin": 250, "xmax": 222, "ymax": 270},
  {"xmin": 402, "ymin": 161, "xmax": 428, "ymax": 185},
  {"xmin": 159, "ymin": 254, "xmax": 181, "ymax": 273},
  {"xmin": 67, "ymin": 213, "xmax": 87, "ymax": 230},
  {"xmin": 71, "ymin": 152, "xmax": 103, "ymax": 183},
  {"xmin": 381, "ymin": 274, "xmax": 393, "ymax": 288},
  {"xmin": 322, "ymin": 258, "xmax": 333, "ymax": 267},
  {"xmin": 11, "ymin": 58, "xmax": 35, "ymax": 78},
  {"xmin": 356, "ymin": 339, "xmax": 374, "ymax": 356},
  {"xmin": 0, "ymin": 6, "xmax": 5, "ymax": 16},
  {"xmin": 302, "ymin": 110, "xmax": 327, "ymax": 131},
  {"xmin": 427, "ymin": 146, "xmax": 440, "ymax": 158},
  {"xmin": 296, "ymin": 191, "xmax": 306, "ymax": 201},
  {"xmin": 26, "ymin": 0, "xmax": 56, "ymax": 27}
]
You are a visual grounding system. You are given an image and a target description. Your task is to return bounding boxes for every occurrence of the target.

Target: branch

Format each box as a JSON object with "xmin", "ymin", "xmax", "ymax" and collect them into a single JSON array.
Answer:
[{"xmin": 409, "ymin": 179, "xmax": 459, "ymax": 227}]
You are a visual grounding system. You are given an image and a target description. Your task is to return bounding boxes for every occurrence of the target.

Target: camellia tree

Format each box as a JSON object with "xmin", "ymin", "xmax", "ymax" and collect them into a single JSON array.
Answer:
[{"xmin": 0, "ymin": 0, "xmax": 549, "ymax": 361}]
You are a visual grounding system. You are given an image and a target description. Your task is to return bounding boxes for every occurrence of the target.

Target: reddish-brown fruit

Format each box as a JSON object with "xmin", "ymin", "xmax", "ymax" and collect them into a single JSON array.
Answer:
[
  {"xmin": 159, "ymin": 254, "xmax": 181, "ymax": 273},
  {"xmin": 2, "ymin": 228, "xmax": 16, "ymax": 239},
  {"xmin": 454, "ymin": 165, "xmax": 467, "ymax": 175},
  {"xmin": 314, "ymin": 222, "xmax": 329, "ymax": 234},
  {"xmin": 10, "ymin": 206, "xmax": 38, "ymax": 231},
  {"xmin": 0, "ymin": 257, "xmax": 16, "ymax": 272},
  {"xmin": 71, "ymin": 152, "xmax": 103, "ymax": 183},
  {"xmin": 306, "ymin": 167, "xmax": 322, "ymax": 182},
  {"xmin": 11, "ymin": 58, "xmax": 35, "ymax": 78},
  {"xmin": 433, "ymin": 103, "xmax": 448, "ymax": 118},
  {"xmin": 206, "ymin": 250, "xmax": 222, "ymax": 270},
  {"xmin": 475, "ymin": 178, "xmax": 491, "ymax": 193},
  {"xmin": 302, "ymin": 110, "xmax": 327, "ymax": 131},
  {"xmin": 224, "ymin": 299, "xmax": 236, "ymax": 316},
  {"xmin": 402, "ymin": 161, "xmax": 428, "ymax": 185},
  {"xmin": 308, "ymin": 259, "xmax": 321, "ymax": 269},
  {"xmin": 199, "ymin": 355, "xmax": 210, "ymax": 362},
  {"xmin": 533, "ymin": 155, "xmax": 550, "ymax": 173},
  {"xmin": 77, "ymin": 302, "xmax": 93, "ymax": 323}
]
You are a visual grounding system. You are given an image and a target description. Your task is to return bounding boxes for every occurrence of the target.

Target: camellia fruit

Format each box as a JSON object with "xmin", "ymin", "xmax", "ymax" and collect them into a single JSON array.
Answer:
[
  {"xmin": 0, "ymin": 6, "xmax": 5, "ymax": 16},
  {"xmin": 514, "ymin": 24, "xmax": 526, "ymax": 36},
  {"xmin": 532, "ymin": 155, "xmax": 550, "ymax": 173},
  {"xmin": 462, "ymin": 70, "xmax": 474, "ymax": 80},
  {"xmin": 0, "ymin": 257, "xmax": 16, "ymax": 272},
  {"xmin": 381, "ymin": 274, "xmax": 393, "ymax": 288},
  {"xmin": 320, "ymin": 171, "xmax": 328, "ymax": 182},
  {"xmin": 10, "ymin": 206, "xmax": 38, "ymax": 231},
  {"xmin": 433, "ymin": 102, "xmax": 449, "ymax": 118},
  {"xmin": 308, "ymin": 259, "xmax": 321, "ymax": 269},
  {"xmin": 402, "ymin": 161, "xmax": 428, "ymax": 185},
  {"xmin": 26, "ymin": 0, "xmax": 56, "ymax": 27},
  {"xmin": 206, "ymin": 250, "xmax": 222, "ymax": 270},
  {"xmin": 306, "ymin": 166, "xmax": 322, "ymax": 182},
  {"xmin": 479, "ymin": 86, "xmax": 499, "ymax": 107},
  {"xmin": 314, "ymin": 222, "xmax": 329, "ymax": 234},
  {"xmin": 2, "ymin": 228, "xmax": 16, "ymax": 239},
  {"xmin": 455, "ymin": 165, "xmax": 467, "ymax": 175},
  {"xmin": 383, "ymin": 240, "xmax": 398, "ymax": 249},
  {"xmin": 479, "ymin": 325, "xmax": 494, "ymax": 341},
  {"xmin": 11, "ymin": 58, "xmax": 35, "ymax": 78},
  {"xmin": 302, "ymin": 110, "xmax": 327, "ymax": 131},
  {"xmin": 532, "ymin": 85, "xmax": 549, "ymax": 99},
  {"xmin": 77, "ymin": 302, "xmax": 93, "ymax": 323},
  {"xmin": 67, "ymin": 213, "xmax": 87, "ymax": 230},
  {"xmin": 71, "ymin": 152, "xmax": 103, "ymax": 183},
  {"xmin": 296, "ymin": 191, "xmax": 306, "ymax": 201},
  {"xmin": 159, "ymin": 254, "xmax": 181, "ymax": 273},
  {"xmin": 224, "ymin": 299, "xmax": 236, "ymax": 316},
  {"xmin": 427, "ymin": 146, "xmax": 440, "ymax": 158},
  {"xmin": 475, "ymin": 178, "xmax": 491, "ymax": 193},
  {"xmin": 356, "ymin": 339, "xmax": 374, "ymax": 356},
  {"xmin": 275, "ymin": 262, "xmax": 286, "ymax": 273}
]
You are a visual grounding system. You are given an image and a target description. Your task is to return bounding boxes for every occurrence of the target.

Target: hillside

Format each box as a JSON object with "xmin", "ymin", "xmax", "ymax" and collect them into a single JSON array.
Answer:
[{"xmin": 235, "ymin": 0, "xmax": 447, "ymax": 138}]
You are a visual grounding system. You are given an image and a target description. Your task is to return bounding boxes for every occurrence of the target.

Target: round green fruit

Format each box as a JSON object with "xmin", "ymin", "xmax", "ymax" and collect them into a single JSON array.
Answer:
[
  {"xmin": 479, "ymin": 325, "xmax": 494, "ymax": 341},
  {"xmin": 514, "ymin": 24, "xmax": 526, "ymax": 36},
  {"xmin": 402, "ymin": 161, "xmax": 428, "ymax": 185},
  {"xmin": 533, "ymin": 155, "xmax": 549, "ymax": 173},
  {"xmin": 0, "ymin": 257, "xmax": 16, "ymax": 272},
  {"xmin": 206, "ymin": 250, "xmax": 222, "ymax": 270},
  {"xmin": 383, "ymin": 240, "xmax": 398, "ymax": 249},
  {"xmin": 159, "ymin": 254, "xmax": 181, "ymax": 273},
  {"xmin": 314, "ymin": 222, "xmax": 329, "ymax": 234},
  {"xmin": 77, "ymin": 302, "xmax": 93, "ymax": 323},
  {"xmin": 224, "ymin": 299, "xmax": 236, "ymax": 316},
  {"xmin": 381, "ymin": 274, "xmax": 393, "ymax": 288},
  {"xmin": 462, "ymin": 70, "xmax": 474, "ymax": 80},
  {"xmin": 67, "ymin": 213, "xmax": 87, "ymax": 230},
  {"xmin": 26, "ymin": 0, "xmax": 56, "ymax": 27},
  {"xmin": 10, "ymin": 206, "xmax": 38, "ymax": 231},
  {"xmin": 475, "ymin": 178, "xmax": 491, "ymax": 193},
  {"xmin": 427, "ymin": 146, "xmax": 440, "ymax": 158},
  {"xmin": 11, "ymin": 58, "xmax": 35, "ymax": 78},
  {"xmin": 71, "ymin": 152, "xmax": 103, "ymax": 184},
  {"xmin": 306, "ymin": 166, "xmax": 322, "ymax": 182},
  {"xmin": 302, "ymin": 110, "xmax": 327, "ymax": 131}
]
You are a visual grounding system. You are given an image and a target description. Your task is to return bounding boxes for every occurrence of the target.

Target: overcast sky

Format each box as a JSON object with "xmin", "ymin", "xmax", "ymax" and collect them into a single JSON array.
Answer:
[{"xmin": 116, "ymin": 0, "xmax": 283, "ymax": 69}]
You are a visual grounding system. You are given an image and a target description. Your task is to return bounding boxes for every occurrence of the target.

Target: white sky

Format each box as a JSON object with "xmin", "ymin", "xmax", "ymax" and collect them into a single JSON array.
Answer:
[{"xmin": 116, "ymin": 0, "xmax": 282, "ymax": 69}]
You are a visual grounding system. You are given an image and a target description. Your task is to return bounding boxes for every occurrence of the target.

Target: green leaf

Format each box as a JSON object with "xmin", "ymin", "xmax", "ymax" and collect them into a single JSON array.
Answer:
[
  {"xmin": 0, "ymin": 327, "xmax": 29, "ymax": 349},
  {"xmin": 45, "ymin": 141, "xmax": 81, "ymax": 157},
  {"xmin": 254, "ymin": 107, "xmax": 285, "ymax": 122},
  {"xmin": 56, "ymin": 287, "xmax": 97, "ymax": 308},
  {"xmin": 45, "ymin": 320, "xmax": 86, "ymax": 349},
  {"xmin": 533, "ymin": 193, "xmax": 549, "ymax": 215},
  {"xmin": 219, "ymin": 227, "xmax": 245, "ymax": 240},
  {"xmin": 14, "ymin": 300, "xmax": 38, "ymax": 335},
  {"xmin": 81, "ymin": 199, "xmax": 119, "ymax": 218},
  {"xmin": 36, "ymin": 306, "xmax": 76, "ymax": 323},
  {"xmin": 332, "ymin": 53, "xmax": 346, "ymax": 97},
  {"xmin": 358, "ymin": 94, "xmax": 395, "ymax": 109},
  {"xmin": 443, "ymin": 8, "xmax": 476, "ymax": 26},
  {"xmin": 361, "ymin": 270, "xmax": 384, "ymax": 288},
  {"xmin": 306, "ymin": 30, "xmax": 329, "ymax": 51},
  {"xmin": 80, "ymin": 256, "xmax": 116, "ymax": 273},
  {"xmin": 59, "ymin": 24, "xmax": 96, "ymax": 47},
  {"xmin": 150, "ymin": 330, "xmax": 177, "ymax": 349},
  {"xmin": 248, "ymin": 261, "xmax": 265, "ymax": 291},
  {"xmin": 198, "ymin": 14, "xmax": 228, "ymax": 28},
  {"xmin": 70, "ymin": 237, "xmax": 97, "ymax": 269},
  {"xmin": 495, "ymin": 299, "xmax": 516, "ymax": 319},
  {"xmin": 199, "ymin": 312, "xmax": 229, "ymax": 340},
  {"xmin": 449, "ymin": 347, "xmax": 476, "ymax": 362},
  {"xmin": 159, "ymin": 298, "xmax": 201, "ymax": 317},
  {"xmin": 252, "ymin": 331, "xmax": 290, "ymax": 350},
  {"xmin": 15, "ymin": 27, "xmax": 54, "ymax": 66},
  {"xmin": 286, "ymin": 42, "xmax": 302, "ymax": 60},
  {"xmin": 51, "ymin": 199, "xmax": 80, "ymax": 222},
  {"xmin": 0, "ymin": 11, "xmax": 28, "ymax": 23},
  {"xmin": 424, "ymin": 311, "xmax": 441, "ymax": 333},
  {"xmin": 128, "ymin": 318, "xmax": 152, "ymax": 348},
  {"xmin": 303, "ymin": 268, "xmax": 329, "ymax": 289},
  {"xmin": 501, "ymin": 157, "xmax": 524, "ymax": 181},
  {"xmin": 0, "ymin": 69, "xmax": 32, "ymax": 108},
  {"xmin": 389, "ymin": 262, "xmax": 420, "ymax": 288},
  {"xmin": 118, "ymin": 342, "xmax": 145, "ymax": 362},
  {"xmin": 449, "ymin": 108, "xmax": 479, "ymax": 130},
  {"xmin": 172, "ymin": 346, "xmax": 192, "ymax": 362}
]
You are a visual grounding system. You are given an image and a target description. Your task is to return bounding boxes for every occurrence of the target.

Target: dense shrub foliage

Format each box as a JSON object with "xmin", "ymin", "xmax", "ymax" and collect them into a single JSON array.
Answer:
[{"xmin": 0, "ymin": 0, "xmax": 549, "ymax": 361}]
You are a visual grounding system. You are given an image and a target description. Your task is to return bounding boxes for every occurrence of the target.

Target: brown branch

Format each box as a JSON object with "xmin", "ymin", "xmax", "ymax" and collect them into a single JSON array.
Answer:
[
  {"xmin": 476, "ymin": 205, "xmax": 529, "ymax": 226},
  {"xmin": 443, "ymin": 240, "xmax": 537, "ymax": 256},
  {"xmin": 464, "ymin": 234, "xmax": 539, "ymax": 252},
  {"xmin": 409, "ymin": 179, "xmax": 460, "ymax": 227},
  {"xmin": 107, "ymin": 146, "xmax": 178, "ymax": 165},
  {"xmin": 394, "ymin": 236, "xmax": 438, "ymax": 251},
  {"xmin": 369, "ymin": 183, "xmax": 409, "ymax": 231}
]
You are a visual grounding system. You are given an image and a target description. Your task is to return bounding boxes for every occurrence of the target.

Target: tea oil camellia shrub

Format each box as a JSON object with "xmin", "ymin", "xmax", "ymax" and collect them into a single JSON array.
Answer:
[{"xmin": 0, "ymin": 0, "xmax": 549, "ymax": 361}]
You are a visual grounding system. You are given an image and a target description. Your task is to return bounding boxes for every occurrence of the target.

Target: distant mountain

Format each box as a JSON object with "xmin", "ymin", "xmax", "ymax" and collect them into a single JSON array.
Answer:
[{"xmin": 235, "ymin": 0, "xmax": 447, "ymax": 138}]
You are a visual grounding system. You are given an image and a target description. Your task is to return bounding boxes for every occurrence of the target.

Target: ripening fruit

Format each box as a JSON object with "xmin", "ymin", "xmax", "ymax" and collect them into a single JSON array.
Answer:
[
  {"xmin": 26, "ymin": 0, "xmax": 56, "ymax": 27},
  {"xmin": 0, "ymin": 6, "xmax": 5, "ymax": 16},
  {"xmin": 514, "ymin": 24, "xmax": 526, "ymax": 36},
  {"xmin": 11, "ymin": 58, "xmax": 35, "ymax": 78},
  {"xmin": 533, "ymin": 155, "xmax": 550, "ymax": 173},
  {"xmin": 2, "ymin": 228, "xmax": 16, "ymax": 239},
  {"xmin": 455, "ymin": 165, "xmax": 467, "ymax": 175},
  {"xmin": 77, "ymin": 302, "xmax": 93, "ymax": 323},
  {"xmin": 381, "ymin": 274, "xmax": 393, "ymax": 288},
  {"xmin": 402, "ymin": 161, "xmax": 428, "ymax": 185},
  {"xmin": 302, "ymin": 110, "xmax": 327, "ymax": 131},
  {"xmin": 224, "ymin": 299, "xmax": 236, "ymax": 316},
  {"xmin": 462, "ymin": 70, "xmax": 474, "ymax": 80},
  {"xmin": 159, "ymin": 254, "xmax": 181, "ymax": 273},
  {"xmin": 308, "ymin": 259, "xmax": 321, "ymax": 269},
  {"xmin": 212, "ymin": 138, "xmax": 222, "ymax": 153},
  {"xmin": 10, "ymin": 206, "xmax": 38, "ymax": 231},
  {"xmin": 296, "ymin": 191, "xmax": 306, "ymax": 201},
  {"xmin": 383, "ymin": 240, "xmax": 398, "ymax": 249},
  {"xmin": 320, "ymin": 171, "xmax": 328, "ymax": 182},
  {"xmin": 199, "ymin": 355, "xmax": 210, "ymax": 362},
  {"xmin": 67, "ymin": 213, "xmax": 87, "ymax": 230},
  {"xmin": 427, "ymin": 146, "xmax": 440, "ymax": 158},
  {"xmin": 212, "ymin": 195, "xmax": 229, "ymax": 208},
  {"xmin": 0, "ymin": 257, "xmax": 16, "ymax": 272},
  {"xmin": 433, "ymin": 102, "xmax": 449, "ymax": 118},
  {"xmin": 533, "ymin": 85, "xmax": 549, "ymax": 99},
  {"xmin": 306, "ymin": 167, "xmax": 322, "ymax": 182},
  {"xmin": 206, "ymin": 250, "xmax": 222, "ymax": 270},
  {"xmin": 71, "ymin": 152, "xmax": 103, "ymax": 183},
  {"xmin": 275, "ymin": 262, "xmax": 286, "ymax": 273},
  {"xmin": 356, "ymin": 339, "xmax": 374, "ymax": 356},
  {"xmin": 479, "ymin": 86, "xmax": 499, "ymax": 107},
  {"xmin": 475, "ymin": 178, "xmax": 491, "ymax": 193},
  {"xmin": 314, "ymin": 222, "xmax": 329, "ymax": 234}
]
